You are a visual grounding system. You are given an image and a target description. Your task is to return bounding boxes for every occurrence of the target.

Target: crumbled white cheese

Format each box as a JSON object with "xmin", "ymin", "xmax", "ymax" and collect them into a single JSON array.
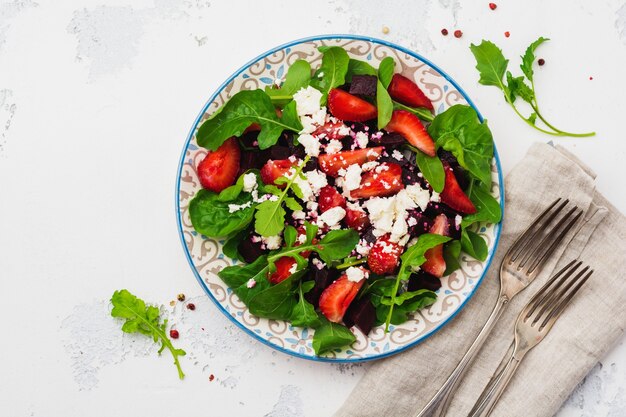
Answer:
[
  {"xmin": 405, "ymin": 184, "xmax": 431, "ymax": 211},
  {"xmin": 262, "ymin": 235, "xmax": 282, "ymax": 250},
  {"xmin": 294, "ymin": 175, "xmax": 314, "ymax": 201},
  {"xmin": 319, "ymin": 206, "xmax": 346, "ymax": 227},
  {"xmin": 361, "ymin": 161, "xmax": 379, "ymax": 172},
  {"xmin": 364, "ymin": 197, "xmax": 396, "ymax": 237},
  {"xmin": 355, "ymin": 239, "xmax": 371, "ymax": 256},
  {"xmin": 305, "ymin": 170, "xmax": 328, "ymax": 194},
  {"xmin": 455, "ymin": 214, "xmax": 462, "ymax": 228},
  {"xmin": 298, "ymin": 133, "xmax": 321, "ymax": 157},
  {"xmin": 312, "ymin": 258, "xmax": 326, "ymax": 270},
  {"xmin": 391, "ymin": 149, "xmax": 404, "ymax": 161},
  {"xmin": 228, "ymin": 201, "xmax": 252, "ymax": 213},
  {"xmin": 297, "ymin": 233, "xmax": 307, "ymax": 244},
  {"xmin": 346, "ymin": 266, "xmax": 368, "ymax": 283},
  {"xmin": 390, "ymin": 216, "xmax": 408, "ymax": 243},
  {"xmin": 306, "ymin": 201, "xmax": 318, "ymax": 212},
  {"xmin": 293, "ymin": 86, "xmax": 323, "ymax": 116},
  {"xmin": 343, "ymin": 164, "xmax": 362, "ymax": 191},
  {"xmin": 407, "ymin": 216, "xmax": 418, "ymax": 227},
  {"xmin": 246, "ymin": 278, "xmax": 257, "ymax": 288},
  {"xmin": 289, "ymin": 262, "xmax": 298, "ymax": 274},
  {"xmin": 337, "ymin": 124, "xmax": 352, "ymax": 136},
  {"xmin": 355, "ymin": 131, "xmax": 369, "ymax": 149},
  {"xmin": 292, "ymin": 210, "xmax": 306, "ymax": 220},
  {"xmin": 430, "ymin": 191, "xmax": 441, "ymax": 202},
  {"xmin": 242, "ymin": 172, "xmax": 258, "ymax": 192},
  {"xmin": 325, "ymin": 139, "xmax": 343, "ymax": 154}
]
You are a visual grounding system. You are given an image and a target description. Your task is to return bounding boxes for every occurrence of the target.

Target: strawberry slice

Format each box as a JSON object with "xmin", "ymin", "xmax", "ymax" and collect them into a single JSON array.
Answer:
[
  {"xmin": 197, "ymin": 137, "xmax": 241, "ymax": 192},
  {"xmin": 319, "ymin": 273, "xmax": 365, "ymax": 323},
  {"xmin": 344, "ymin": 206, "xmax": 370, "ymax": 231},
  {"xmin": 384, "ymin": 110, "xmax": 436, "ymax": 157},
  {"xmin": 422, "ymin": 214, "xmax": 449, "ymax": 278},
  {"xmin": 318, "ymin": 147, "xmax": 384, "ymax": 177},
  {"xmin": 440, "ymin": 166, "xmax": 477, "ymax": 214},
  {"xmin": 268, "ymin": 256, "xmax": 297, "ymax": 285},
  {"xmin": 328, "ymin": 89, "xmax": 377, "ymax": 122},
  {"xmin": 351, "ymin": 162, "xmax": 404, "ymax": 199},
  {"xmin": 260, "ymin": 158, "xmax": 297, "ymax": 187},
  {"xmin": 367, "ymin": 235, "xmax": 403, "ymax": 275},
  {"xmin": 388, "ymin": 74, "xmax": 434, "ymax": 110},
  {"xmin": 318, "ymin": 185, "xmax": 346, "ymax": 213},
  {"xmin": 313, "ymin": 121, "xmax": 349, "ymax": 140}
]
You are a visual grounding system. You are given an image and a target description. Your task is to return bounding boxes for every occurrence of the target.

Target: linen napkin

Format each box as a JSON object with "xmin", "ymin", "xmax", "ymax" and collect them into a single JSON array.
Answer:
[{"xmin": 334, "ymin": 143, "xmax": 626, "ymax": 417}]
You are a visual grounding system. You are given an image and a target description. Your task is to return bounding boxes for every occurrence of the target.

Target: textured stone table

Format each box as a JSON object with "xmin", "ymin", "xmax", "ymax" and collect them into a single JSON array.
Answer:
[{"xmin": 1, "ymin": 0, "xmax": 624, "ymax": 416}]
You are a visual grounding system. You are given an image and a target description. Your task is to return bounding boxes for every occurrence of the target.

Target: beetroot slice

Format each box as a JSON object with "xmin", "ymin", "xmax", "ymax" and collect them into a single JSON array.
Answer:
[
  {"xmin": 408, "ymin": 270, "xmax": 442, "ymax": 292},
  {"xmin": 343, "ymin": 296, "xmax": 376, "ymax": 335},
  {"xmin": 349, "ymin": 75, "xmax": 378, "ymax": 97}
]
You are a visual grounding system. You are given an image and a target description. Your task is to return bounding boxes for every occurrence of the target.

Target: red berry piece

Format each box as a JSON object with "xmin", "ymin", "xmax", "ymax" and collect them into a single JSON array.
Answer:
[
  {"xmin": 260, "ymin": 158, "xmax": 297, "ymax": 187},
  {"xmin": 388, "ymin": 74, "xmax": 434, "ymax": 110},
  {"xmin": 344, "ymin": 207, "xmax": 370, "ymax": 231},
  {"xmin": 440, "ymin": 166, "xmax": 476, "ymax": 214},
  {"xmin": 367, "ymin": 235, "xmax": 402, "ymax": 275},
  {"xmin": 318, "ymin": 147, "xmax": 383, "ymax": 177},
  {"xmin": 504, "ymin": 31, "xmax": 510, "ymax": 38},
  {"xmin": 328, "ymin": 89, "xmax": 378, "ymax": 122},
  {"xmin": 489, "ymin": 2, "xmax": 497, "ymax": 10},
  {"xmin": 454, "ymin": 30, "xmax": 463, "ymax": 38},
  {"xmin": 384, "ymin": 110, "xmax": 436, "ymax": 156},
  {"xmin": 268, "ymin": 256, "xmax": 298, "ymax": 285},
  {"xmin": 197, "ymin": 137, "xmax": 241, "ymax": 192},
  {"xmin": 186, "ymin": 303, "xmax": 196, "ymax": 311},
  {"xmin": 538, "ymin": 58, "xmax": 545, "ymax": 66},
  {"xmin": 169, "ymin": 329, "xmax": 179, "ymax": 339},
  {"xmin": 313, "ymin": 121, "xmax": 350, "ymax": 140},
  {"xmin": 441, "ymin": 28, "xmax": 448, "ymax": 36},
  {"xmin": 319, "ymin": 274, "xmax": 365, "ymax": 323},
  {"xmin": 351, "ymin": 162, "xmax": 404, "ymax": 199},
  {"xmin": 318, "ymin": 185, "xmax": 346, "ymax": 213},
  {"xmin": 422, "ymin": 214, "xmax": 449, "ymax": 278}
]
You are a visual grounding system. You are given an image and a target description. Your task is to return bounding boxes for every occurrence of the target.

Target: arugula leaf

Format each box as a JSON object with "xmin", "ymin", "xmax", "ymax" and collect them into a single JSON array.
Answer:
[
  {"xmin": 520, "ymin": 37, "xmax": 549, "ymax": 82},
  {"xmin": 378, "ymin": 56, "xmax": 395, "ymax": 88},
  {"xmin": 189, "ymin": 189, "xmax": 255, "ymax": 238},
  {"xmin": 254, "ymin": 156, "xmax": 309, "ymax": 237},
  {"xmin": 461, "ymin": 229, "xmax": 489, "ymax": 261},
  {"xmin": 312, "ymin": 317, "xmax": 356, "ymax": 355},
  {"xmin": 310, "ymin": 46, "xmax": 349, "ymax": 104},
  {"xmin": 280, "ymin": 100, "xmax": 304, "ymax": 132},
  {"xmin": 289, "ymin": 281, "xmax": 322, "ymax": 328},
  {"xmin": 428, "ymin": 104, "xmax": 494, "ymax": 186},
  {"xmin": 461, "ymin": 181, "xmax": 502, "ymax": 226},
  {"xmin": 110, "ymin": 290, "xmax": 186, "ymax": 379},
  {"xmin": 412, "ymin": 148, "xmax": 445, "ymax": 193},
  {"xmin": 375, "ymin": 289, "xmax": 437, "ymax": 325},
  {"xmin": 506, "ymin": 71, "xmax": 534, "ymax": 104},
  {"xmin": 265, "ymin": 59, "xmax": 312, "ymax": 104},
  {"xmin": 247, "ymin": 270, "xmax": 306, "ymax": 320},
  {"xmin": 196, "ymin": 89, "xmax": 301, "ymax": 151},
  {"xmin": 469, "ymin": 40, "xmax": 509, "ymax": 91},
  {"xmin": 376, "ymin": 80, "xmax": 393, "ymax": 129},
  {"xmin": 443, "ymin": 240, "xmax": 462, "ymax": 275},
  {"xmin": 219, "ymin": 255, "xmax": 269, "ymax": 290},
  {"xmin": 346, "ymin": 58, "xmax": 377, "ymax": 82},
  {"xmin": 393, "ymin": 101, "xmax": 434, "ymax": 122}
]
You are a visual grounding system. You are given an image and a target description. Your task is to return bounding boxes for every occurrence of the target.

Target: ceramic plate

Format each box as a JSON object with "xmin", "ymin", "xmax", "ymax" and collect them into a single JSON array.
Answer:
[{"xmin": 176, "ymin": 35, "xmax": 504, "ymax": 362}]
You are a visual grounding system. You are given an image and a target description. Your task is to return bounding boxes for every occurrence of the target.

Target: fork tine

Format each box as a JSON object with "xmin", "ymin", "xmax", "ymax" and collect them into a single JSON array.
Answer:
[
  {"xmin": 508, "ymin": 198, "xmax": 566, "ymax": 263},
  {"xmin": 523, "ymin": 260, "xmax": 580, "ymax": 320},
  {"xmin": 532, "ymin": 264, "xmax": 589, "ymax": 325},
  {"xmin": 540, "ymin": 269, "xmax": 593, "ymax": 329},
  {"xmin": 524, "ymin": 208, "xmax": 583, "ymax": 274}
]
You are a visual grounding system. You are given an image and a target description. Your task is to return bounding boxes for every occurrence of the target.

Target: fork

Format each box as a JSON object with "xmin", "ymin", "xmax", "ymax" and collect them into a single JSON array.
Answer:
[
  {"xmin": 415, "ymin": 198, "xmax": 582, "ymax": 417},
  {"xmin": 467, "ymin": 260, "xmax": 593, "ymax": 417}
]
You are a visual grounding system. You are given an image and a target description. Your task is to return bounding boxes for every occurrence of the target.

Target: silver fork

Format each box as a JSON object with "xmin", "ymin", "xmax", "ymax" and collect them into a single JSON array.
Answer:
[
  {"xmin": 467, "ymin": 260, "xmax": 593, "ymax": 417},
  {"xmin": 415, "ymin": 198, "xmax": 582, "ymax": 417}
]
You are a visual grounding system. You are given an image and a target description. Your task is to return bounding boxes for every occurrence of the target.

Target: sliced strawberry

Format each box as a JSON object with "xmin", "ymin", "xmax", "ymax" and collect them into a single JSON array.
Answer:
[
  {"xmin": 440, "ymin": 166, "xmax": 477, "ymax": 214},
  {"xmin": 318, "ymin": 185, "xmax": 346, "ymax": 213},
  {"xmin": 422, "ymin": 214, "xmax": 449, "ymax": 278},
  {"xmin": 384, "ymin": 110, "xmax": 436, "ymax": 157},
  {"xmin": 318, "ymin": 147, "xmax": 384, "ymax": 177},
  {"xmin": 268, "ymin": 256, "xmax": 297, "ymax": 285},
  {"xmin": 319, "ymin": 274, "xmax": 365, "ymax": 323},
  {"xmin": 367, "ymin": 235, "xmax": 403, "ymax": 275},
  {"xmin": 313, "ymin": 121, "xmax": 349, "ymax": 140},
  {"xmin": 197, "ymin": 137, "xmax": 241, "ymax": 192},
  {"xmin": 328, "ymin": 89, "xmax": 377, "ymax": 122},
  {"xmin": 351, "ymin": 162, "xmax": 404, "ymax": 199},
  {"xmin": 388, "ymin": 74, "xmax": 434, "ymax": 110},
  {"xmin": 344, "ymin": 206, "xmax": 370, "ymax": 231},
  {"xmin": 260, "ymin": 158, "xmax": 297, "ymax": 187}
]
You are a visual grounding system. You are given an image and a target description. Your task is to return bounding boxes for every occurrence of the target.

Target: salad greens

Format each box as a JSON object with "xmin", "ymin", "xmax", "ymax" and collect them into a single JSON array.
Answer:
[
  {"xmin": 310, "ymin": 46, "xmax": 350, "ymax": 103},
  {"xmin": 470, "ymin": 38, "xmax": 595, "ymax": 138},
  {"xmin": 189, "ymin": 188, "xmax": 255, "ymax": 238},
  {"xmin": 110, "ymin": 290, "xmax": 186, "ymax": 379},
  {"xmin": 312, "ymin": 317, "xmax": 357, "ymax": 355}
]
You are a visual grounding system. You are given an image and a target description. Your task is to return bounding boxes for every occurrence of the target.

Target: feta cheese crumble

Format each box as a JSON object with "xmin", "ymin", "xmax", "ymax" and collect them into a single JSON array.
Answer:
[
  {"xmin": 243, "ymin": 172, "xmax": 257, "ymax": 192},
  {"xmin": 346, "ymin": 266, "xmax": 368, "ymax": 283},
  {"xmin": 318, "ymin": 206, "xmax": 346, "ymax": 227},
  {"xmin": 246, "ymin": 279, "xmax": 257, "ymax": 288},
  {"xmin": 228, "ymin": 201, "xmax": 252, "ymax": 213},
  {"xmin": 262, "ymin": 235, "xmax": 282, "ymax": 250},
  {"xmin": 325, "ymin": 139, "xmax": 343, "ymax": 154},
  {"xmin": 354, "ymin": 131, "xmax": 369, "ymax": 149},
  {"xmin": 343, "ymin": 164, "xmax": 362, "ymax": 191},
  {"xmin": 298, "ymin": 133, "xmax": 321, "ymax": 157},
  {"xmin": 293, "ymin": 86, "xmax": 323, "ymax": 116}
]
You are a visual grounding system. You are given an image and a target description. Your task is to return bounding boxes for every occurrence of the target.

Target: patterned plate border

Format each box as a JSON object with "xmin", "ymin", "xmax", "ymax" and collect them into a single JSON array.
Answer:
[{"xmin": 175, "ymin": 34, "xmax": 505, "ymax": 363}]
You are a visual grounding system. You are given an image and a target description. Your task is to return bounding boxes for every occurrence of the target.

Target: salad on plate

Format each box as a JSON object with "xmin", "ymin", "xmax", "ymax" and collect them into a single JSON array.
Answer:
[{"xmin": 188, "ymin": 46, "xmax": 501, "ymax": 355}]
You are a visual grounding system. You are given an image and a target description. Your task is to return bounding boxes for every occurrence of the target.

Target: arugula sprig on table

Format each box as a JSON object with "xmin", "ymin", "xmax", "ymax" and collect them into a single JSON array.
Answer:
[
  {"xmin": 110, "ymin": 290, "xmax": 186, "ymax": 379},
  {"xmin": 470, "ymin": 38, "xmax": 595, "ymax": 138}
]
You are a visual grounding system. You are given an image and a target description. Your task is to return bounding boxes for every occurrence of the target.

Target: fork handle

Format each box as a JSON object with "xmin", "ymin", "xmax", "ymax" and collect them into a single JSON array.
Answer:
[
  {"xmin": 467, "ymin": 351, "xmax": 523, "ymax": 417},
  {"xmin": 414, "ymin": 294, "xmax": 508, "ymax": 417}
]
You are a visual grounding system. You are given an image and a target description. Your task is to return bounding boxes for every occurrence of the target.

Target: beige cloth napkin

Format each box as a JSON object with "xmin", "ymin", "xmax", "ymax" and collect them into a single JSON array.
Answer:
[{"xmin": 334, "ymin": 143, "xmax": 626, "ymax": 417}]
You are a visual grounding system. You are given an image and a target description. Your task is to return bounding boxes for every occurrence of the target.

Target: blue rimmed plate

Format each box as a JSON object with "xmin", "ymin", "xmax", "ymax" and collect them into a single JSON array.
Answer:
[{"xmin": 176, "ymin": 35, "xmax": 504, "ymax": 362}]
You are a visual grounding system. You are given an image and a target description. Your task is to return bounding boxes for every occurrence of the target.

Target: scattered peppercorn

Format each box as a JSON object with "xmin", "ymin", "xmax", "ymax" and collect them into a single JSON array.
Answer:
[
  {"xmin": 589, "ymin": 76, "xmax": 593, "ymax": 80},
  {"xmin": 504, "ymin": 31, "xmax": 510, "ymax": 38},
  {"xmin": 177, "ymin": 293, "xmax": 185, "ymax": 302},
  {"xmin": 186, "ymin": 303, "xmax": 196, "ymax": 311},
  {"xmin": 382, "ymin": 26, "xmax": 390, "ymax": 34},
  {"xmin": 441, "ymin": 28, "xmax": 448, "ymax": 36},
  {"xmin": 169, "ymin": 300, "xmax": 175, "ymax": 307},
  {"xmin": 489, "ymin": 3, "xmax": 497, "ymax": 10},
  {"xmin": 454, "ymin": 30, "xmax": 463, "ymax": 38},
  {"xmin": 538, "ymin": 58, "xmax": 545, "ymax": 66},
  {"xmin": 209, "ymin": 374, "xmax": 215, "ymax": 382},
  {"xmin": 169, "ymin": 329, "xmax": 179, "ymax": 339}
]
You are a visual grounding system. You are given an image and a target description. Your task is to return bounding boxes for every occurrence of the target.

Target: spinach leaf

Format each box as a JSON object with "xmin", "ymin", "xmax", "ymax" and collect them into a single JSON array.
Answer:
[
  {"xmin": 428, "ymin": 104, "xmax": 494, "ymax": 187},
  {"xmin": 312, "ymin": 318, "xmax": 356, "ymax": 355},
  {"xmin": 219, "ymin": 255, "xmax": 269, "ymax": 291},
  {"xmin": 222, "ymin": 228, "xmax": 248, "ymax": 261},
  {"xmin": 289, "ymin": 281, "xmax": 322, "ymax": 328},
  {"xmin": 443, "ymin": 240, "xmax": 462, "ymax": 275},
  {"xmin": 376, "ymin": 79, "xmax": 393, "ymax": 129},
  {"xmin": 393, "ymin": 101, "xmax": 434, "ymax": 123},
  {"xmin": 461, "ymin": 181, "xmax": 502, "ymax": 226},
  {"xmin": 413, "ymin": 148, "xmax": 445, "ymax": 193},
  {"xmin": 310, "ymin": 46, "xmax": 349, "ymax": 104},
  {"xmin": 378, "ymin": 56, "xmax": 395, "ymax": 88},
  {"xmin": 265, "ymin": 59, "xmax": 311, "ymax": 100},
  {"xmin": 196, "ymin": 89, "xmax": 301, "ymax": 151},
  {"xmin": 461, "ymin": 229, "xmax": 489, "ymax": 261},
  {"xmin": 247, "ymin": 270, "xmax": 306, "ymax": 320},
  {"xmin": 520, "ymin": 37, "xmax": 549, "ymax": 82},
  {"xmin": 346, "ymin": 58, "xmax": 377, "ymax": 82},
  {"xmin": 375, "ymin": 289, "xmax": 437, "ymax": 325},
  {"xmin": 280, "ymin": 100, "xmax": 303, "ymax": 132},
  {"xmin": 189, "ymin": 189, "xmax": 255, "ymax": 238}
]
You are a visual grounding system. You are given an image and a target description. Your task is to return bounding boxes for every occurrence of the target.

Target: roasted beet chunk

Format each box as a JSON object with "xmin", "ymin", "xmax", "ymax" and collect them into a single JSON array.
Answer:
[
  {"xmin": 239, "ymin": 130, "xmax": 260, "ymax": 148},
  {"xmin": 303, "ymin": 156, "xmax": 319, "ymax": 172},
  {"xmin": 425, "ymin": 201, "xmax": 460, "ymax": 219},
  {"xmin": 237, "ymin": 234, "xmax": 268, "ymax": 264},
  {"xmin": 239, "ymin": 149, "xmax": 270, "ymax": 173},
  {"xmin": 408, "ymin": 270, "xmax": 442, "ymax": 292},
  {"xmin": 269, "ymin": 145, "xmax": 291, "ymax": 160},
  {"xmin": 370, "ymin": 132, "xmax": 406, "ymax": 148},
  {"xmin": 407, "ymin": 210, "xmax": 434, "ymax": 236},
  {"xmin": 361, "ymin": 227, "xmax": 378, "ymax": 245},
  {"xmin": 304, "ymin": 259, "xmax": 339, "ymax": 308},
  {"xmin": 343, "ymin": 296, "xmax": 376, "ymax": 335},
  {"xmin": 349, "ymin": 75, "xmax": 378, "ymax": 97},
  {"xmin": 437, "ymin": 149, "xmax": 459, "ymax": 167}
]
